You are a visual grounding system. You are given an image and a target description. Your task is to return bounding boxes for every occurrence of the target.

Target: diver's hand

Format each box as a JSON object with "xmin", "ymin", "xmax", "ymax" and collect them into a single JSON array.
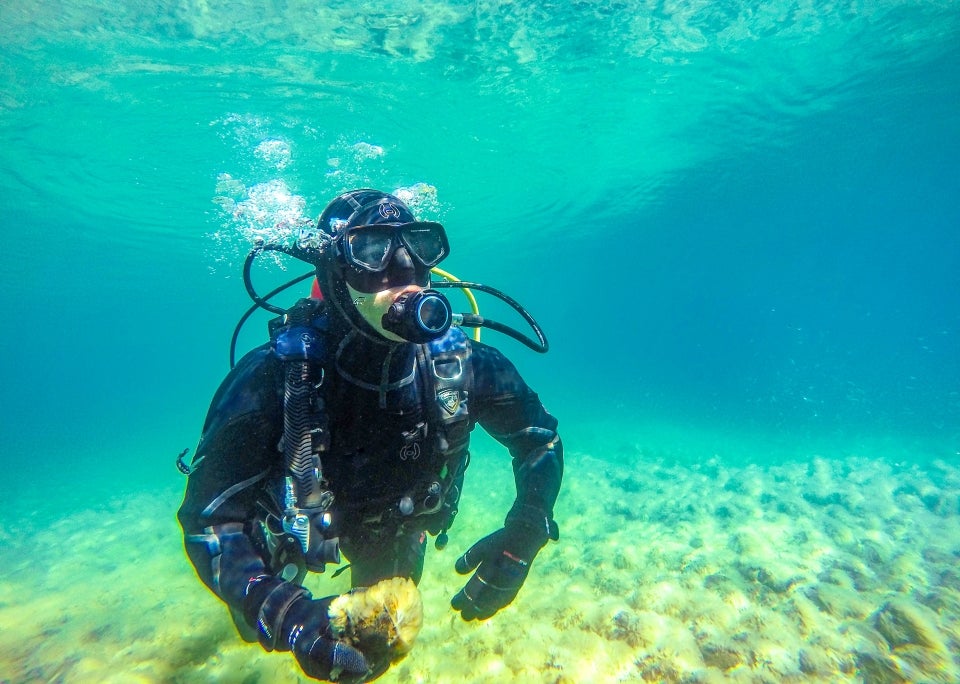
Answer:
[
  {"xmin": 243, "ymin": 577, "xmax": 369, "ymax": 682},
  {"xmin": 451, "ymin": 508, "xmax": 557, "ymax": 621},
  {"xmin": 284, "ymin": 596, "xmax": 370, "ymax": 682}
]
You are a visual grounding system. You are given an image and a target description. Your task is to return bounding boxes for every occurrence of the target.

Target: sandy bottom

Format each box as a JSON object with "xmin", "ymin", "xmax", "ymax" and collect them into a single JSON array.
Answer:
[{"xmin": 2, "ymin": 430, "xmax": 959, "ymax": 683}]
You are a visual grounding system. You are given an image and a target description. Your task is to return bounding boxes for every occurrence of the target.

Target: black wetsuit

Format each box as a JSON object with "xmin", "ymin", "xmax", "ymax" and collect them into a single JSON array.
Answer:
[{"xmin": 177, "ymin": 305, "xmax": 563, "ymax": 631}]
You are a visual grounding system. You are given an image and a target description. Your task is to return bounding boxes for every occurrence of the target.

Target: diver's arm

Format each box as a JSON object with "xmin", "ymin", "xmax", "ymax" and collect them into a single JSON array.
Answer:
[
  {"xmin": 176, "ymin": 348, "xmax": 368, "ymax": 681},
  {"xmin": 450, "ymin": 342, "xmax": 563, "ymax": 620},
  {"xmin": 177, "ymin": 346, "xmax": 282, "ymax": 607},
  {"xmin": 176, "ymin": 411, "xmax": 276, "ymax": 612},
  {"xmin": 179, "ymin": 453, "xmax": 367, "ymax": 681},
  {"xmin": 472, "ymin": 342, "xmax": 563, "ymax": 523}
]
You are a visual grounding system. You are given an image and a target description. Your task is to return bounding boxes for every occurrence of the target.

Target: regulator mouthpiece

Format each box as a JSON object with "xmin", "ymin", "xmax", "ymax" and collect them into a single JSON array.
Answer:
[{"xmin": 382, "ymin": 289, "xmax": 452, "ymax": 343}]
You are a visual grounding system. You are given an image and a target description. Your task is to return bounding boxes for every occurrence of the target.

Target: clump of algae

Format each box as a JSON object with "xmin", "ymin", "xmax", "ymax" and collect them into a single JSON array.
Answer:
[{"xmin": 327, "ymin": 577, "xmax": 423, "ymax": 673}]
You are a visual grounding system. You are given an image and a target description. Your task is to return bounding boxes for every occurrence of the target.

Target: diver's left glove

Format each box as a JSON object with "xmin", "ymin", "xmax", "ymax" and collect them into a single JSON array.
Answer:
[
  {"xmin": 243, "ymin": 576, "xmax": 370, "ymax": 682},
  {"xmin": 451, "ymin": 504, "xmax": 559, "ymax": 621}
]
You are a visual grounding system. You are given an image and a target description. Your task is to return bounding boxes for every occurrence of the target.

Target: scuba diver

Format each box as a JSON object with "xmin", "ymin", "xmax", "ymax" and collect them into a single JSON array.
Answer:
[{"xmin": 177, "ymin": 189, "xmax": 563, "ymax": 682}]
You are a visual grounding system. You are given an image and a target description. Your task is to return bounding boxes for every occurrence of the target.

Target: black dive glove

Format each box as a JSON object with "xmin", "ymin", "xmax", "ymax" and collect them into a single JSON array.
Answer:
[
  {"xmin": 243, "ymin": 576, "xmax": 369, "ymax": 682},
  {"xmin": 451, "ymin": 505, "xmax": 559, "ymax": 621}
]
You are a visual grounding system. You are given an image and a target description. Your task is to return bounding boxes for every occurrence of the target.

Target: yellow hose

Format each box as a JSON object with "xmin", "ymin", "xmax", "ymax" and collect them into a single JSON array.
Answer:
[{"xmin": 431, "ymin": 267, "xmax": 481, "ymax": 341}]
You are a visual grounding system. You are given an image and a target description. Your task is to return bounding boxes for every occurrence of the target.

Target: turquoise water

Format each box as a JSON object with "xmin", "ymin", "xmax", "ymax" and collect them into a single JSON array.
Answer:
[{"xmin": 2, "ymin": 1, "xmax": 959, "ymax": 682}]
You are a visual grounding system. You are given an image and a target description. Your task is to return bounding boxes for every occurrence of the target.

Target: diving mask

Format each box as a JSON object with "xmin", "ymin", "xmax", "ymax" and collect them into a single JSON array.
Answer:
[{"xmin": 343, "ymin": 222, "xmax": 449, "ymax": 273}]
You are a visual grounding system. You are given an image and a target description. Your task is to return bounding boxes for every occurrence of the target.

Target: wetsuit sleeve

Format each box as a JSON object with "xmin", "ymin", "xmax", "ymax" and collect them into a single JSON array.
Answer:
[
  {"xmin": 176, "ymin": 346, "xmax": 284, "ymax": 612},
  {"xmin": 471, "ymin": 342, "xmax": 563, "ymax": 525}
]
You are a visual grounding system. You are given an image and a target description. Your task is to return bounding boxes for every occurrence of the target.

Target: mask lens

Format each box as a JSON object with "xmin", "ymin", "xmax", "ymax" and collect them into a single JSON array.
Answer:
[
  {"xmin": 402, "ymin": 222, "xmax": 448, "ymax": 267},
  {"xmin": 345, "ymin": 225, "xmax": 395, "ymax": 271}
]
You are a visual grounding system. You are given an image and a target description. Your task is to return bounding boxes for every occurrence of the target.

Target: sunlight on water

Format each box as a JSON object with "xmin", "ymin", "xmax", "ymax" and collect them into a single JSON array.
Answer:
[{"xmin": 3, "ymin": 0, "xmax": 957, "ymax": 251}]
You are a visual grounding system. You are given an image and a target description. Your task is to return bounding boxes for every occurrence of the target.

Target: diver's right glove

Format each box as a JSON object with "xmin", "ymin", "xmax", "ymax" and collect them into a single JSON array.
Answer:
[{"xmin": 243, "ymin": 576, "xmax": 369, "ymax": 682}]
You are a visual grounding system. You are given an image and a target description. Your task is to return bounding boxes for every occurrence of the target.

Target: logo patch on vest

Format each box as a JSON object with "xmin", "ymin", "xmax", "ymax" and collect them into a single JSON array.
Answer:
[{"xmin": 438, "ymin": 388, "xmax": 461, "ymax": 415}]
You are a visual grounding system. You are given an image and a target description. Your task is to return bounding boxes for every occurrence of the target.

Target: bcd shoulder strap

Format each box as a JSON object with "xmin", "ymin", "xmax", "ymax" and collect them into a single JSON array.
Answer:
[{"xmin": 418, "ymin": 328, "xmax": 474, "ymax": 547}]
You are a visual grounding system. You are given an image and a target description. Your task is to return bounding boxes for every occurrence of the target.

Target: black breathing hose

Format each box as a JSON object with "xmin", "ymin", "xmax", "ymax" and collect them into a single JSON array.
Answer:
[
  {"xmin": 231, "ymin": 245, "xmax": 550, "ymax": 367},
  {"xmin": 232, "ymin": 256, "xmax": 316, "ymax": 367},
  {"xmin": 431, "ymin": 280, "xmax": 549, "ymax": 353}
]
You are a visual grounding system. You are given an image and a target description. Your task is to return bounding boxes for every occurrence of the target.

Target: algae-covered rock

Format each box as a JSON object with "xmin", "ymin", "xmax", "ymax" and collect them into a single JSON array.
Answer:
[
  {"xmin": 869, "ymin": 598, "xmax": 959, "ymax": 683},
  {"xmin": 855, "ymin": 650, "xmax": 909, "ymax": 684},
  {"xmin": 872, "ymin": 598, "xmax": 945, "ymax": 651}
]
